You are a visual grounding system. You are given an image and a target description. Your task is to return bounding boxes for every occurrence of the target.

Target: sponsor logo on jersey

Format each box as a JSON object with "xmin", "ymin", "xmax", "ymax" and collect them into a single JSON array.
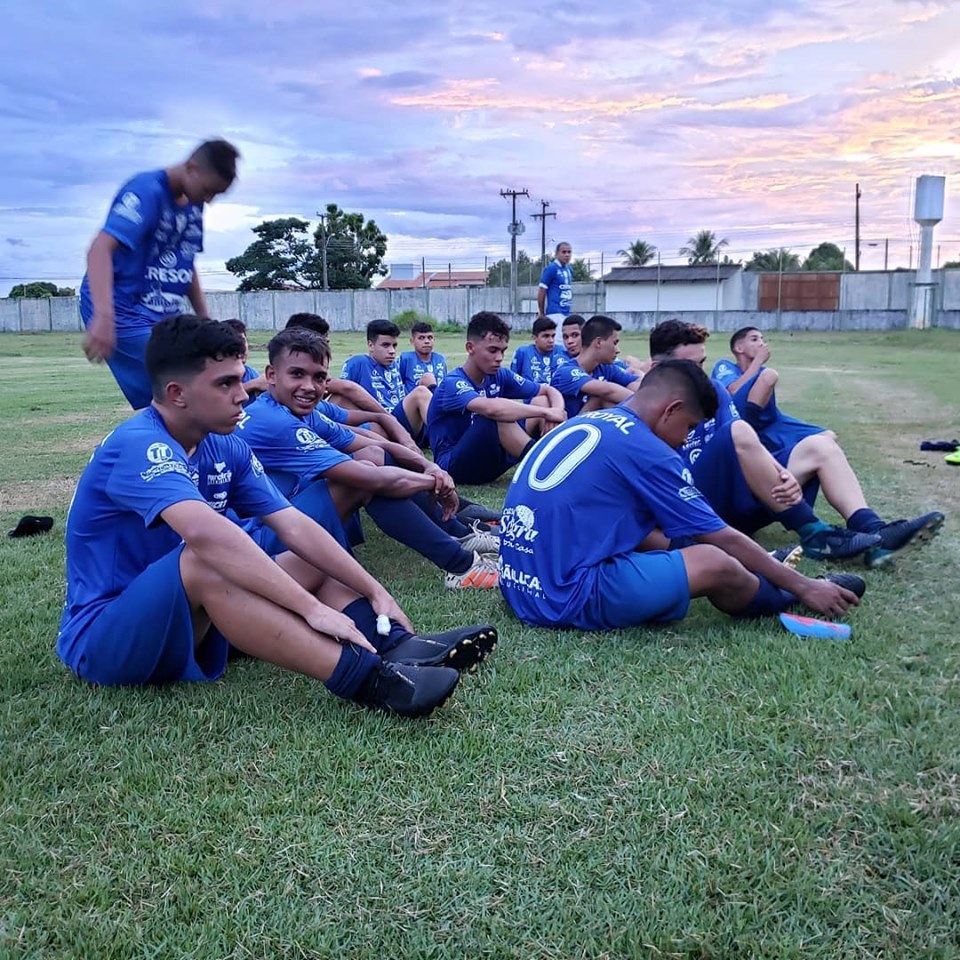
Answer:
[
  {"xmin": 146, "ymin": 442, "xmax": 173, "ymax": 464},
  {"xmin": 250, "ymin": 453, "xmax": 265, "ymax": 477},
  {"xmin": 500, "ymin": 504, "xmax": 540, "ymax": 544},
  {"xmin": 497, "ymin": 559, "xmax": 543, "ymax": 596},
  {"xmin": 113, "ymin": 192, "xmax": 143, "ymax": 225}
]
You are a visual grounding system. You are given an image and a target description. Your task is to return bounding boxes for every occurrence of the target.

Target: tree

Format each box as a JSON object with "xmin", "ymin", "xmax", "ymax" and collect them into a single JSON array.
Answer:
[
  {"xmin": 679, "ymin": 230, "xmax": 729, "ymax": 265},
  {"xmin": 942, "ymin": 260, "xmax": 960, "ymax": 269},
  {"xmin": 225, "ymin": 206, "xmax": 388, "ymax": 291},
  {"xmin": 744, "ymin": 248, "xmax": 801, "ymax": 272},
  {"xmin": 571, "ymin": 258, "xmax": 594, "ymax": 281},
  {"xmin": 617, "ymin": 239, "xmax": 657, "ymax": 266},
  {"xmin": 802, "ymin": 242, "xmax": 853, "ymax": 272},
  {"xmin": 8, "ymin": 281, "xmax": 75, "ymax": 298},
  {"xmin": 487, "ymin": 251, "xmax": 542, "ymax": 287}
]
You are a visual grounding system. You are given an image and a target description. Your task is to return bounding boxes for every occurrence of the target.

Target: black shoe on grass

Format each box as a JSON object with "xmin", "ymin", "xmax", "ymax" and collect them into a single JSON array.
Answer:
[
  {"xmin": 818, "ymin": 572, "xmax": 867, "ymax": 599},
  {"xmin": 863, "ymin": 511, "xmax": 945, "ymax": 568},
  {"xmin": 801, "ymin": 526, "xmax": 880, "ymax": 560},
  {"xmin": 354, "ymin": 661, "xmax": 459, "ymax": 718},
  {"xmin": 383, "ymin": 624, "xmax": 498, "ymax": 673},
  {"xmin": 457, "ymin": 502, "xmax": 501, "ymax": 525}
]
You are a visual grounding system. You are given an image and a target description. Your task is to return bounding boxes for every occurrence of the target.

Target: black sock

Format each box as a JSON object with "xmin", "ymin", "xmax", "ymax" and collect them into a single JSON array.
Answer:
[{"xmin": 735, "ymin": 575, "xmax": 795, "ymax": 618}]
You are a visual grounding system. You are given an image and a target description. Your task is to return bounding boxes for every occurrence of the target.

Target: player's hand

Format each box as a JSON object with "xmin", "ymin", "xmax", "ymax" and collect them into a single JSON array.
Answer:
[
  {"xmin": 371, "ymin": 589, "xmax": 414, "ymax": 634},
  {"xmin": 757, "ymin": 344, "xmax": 771, "ymax": 364},
  {"xmin": 542, "ymin": 407, "xmax": 567, "ymax": 425},
  {"xmin": 794, "ymin": 577, "xmax": 860, "ymax": 616},
  {"xmin": 418, "ymin": 372, "xmax": 437, "ymax": 388},
  {"xmin": 305, "ymin": 604, "xmax": 376, "ymax": 652},
  {"xmin": 771, "ymin": 469, "xmax": 802, "ymax": 506},
  {"xmin": 83, "ymin": 313, "xmax": 116, "ymax": 363}
]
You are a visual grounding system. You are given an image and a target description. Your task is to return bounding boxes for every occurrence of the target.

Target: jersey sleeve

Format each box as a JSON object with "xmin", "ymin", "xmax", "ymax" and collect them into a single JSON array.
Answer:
[
  {"xmin": 100, "ymin": 172, "xmax": 163, "ymax": 252},
  {"xmin": 314, "ymin": 399, "xmax": 349, "ymax": 423},
  {"xmin": 433, "ymin": 375, "xmax": 481, "ymax": 415},
  {"xmin": 509, "ymin": 348, "xmax": 523, "ymax": 375},
  {"xmin": 605, "ymin": 364, "xmax": 640, "ymax": 388},
  {"xmin": 711, "ymin": 380, "xmax": 741, "ymax": 428},
  {"xmin": 398, "ymin": 353, "xmax": 416, "ymax": 392},
  {"xmin": 340, "ymin": 355, "xmax": 367, "ymax": 387},
  {"xmin": 550, "ymin": 363, "xmax": 591, "ymax": 398},
  {"xmin": 222, "ymin": 437, "xmax": 291, "ymax": 519},
  {"xmin": 500, "ymin": 369, "xmax": 541, "ymax": 401},
  {"xmin": 711, "ymin": 359, "xmax": 740, "ymax": 389},
  {"xmin": 308, "ymin": 411, "xmax": 358, "ymax": 452},
  {"xmin": 538, "ymin": 262, "xmax": 556, "ymax": 290}
]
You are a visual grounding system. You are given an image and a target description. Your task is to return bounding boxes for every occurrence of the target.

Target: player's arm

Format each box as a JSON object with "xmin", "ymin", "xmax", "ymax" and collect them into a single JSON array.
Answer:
[
  {"xmin": 466, "ymin": 395, "xmax": 564, "ymax": 425},
  {"xmin": 326, "ymin": 379, "xmax": 419, "ymax": 451},
  {"xmin": 186, "ymin": 269, "xmax": 209, "ymax": 318},
  {"xmin": 160, "ymin": 499, "xmax": 374, "ymax": 649},
  {"xmin": 536, "ymin": 286, "xmax": 547, "ymax": 318},
  {"xmin": 696, "ymin": 525, "xmax": 860, "ymax": 616},
  {"xmin": 326, "ymin": 377, "xmax": 384, "ymax": 412},
  {"xmin": 577, "ymin": 379, "xmax": 634, "ymax": 405},
  {"xmin": 536, "ymin": 382, "xmax": 567, "ymax": 415},
  {"xmin": 720, "ymin": 347, "xmax": 771, "ymax": 397},
  {"xmin": 83, "ymin": 232, "xmax": 121, "ymax": 362}
]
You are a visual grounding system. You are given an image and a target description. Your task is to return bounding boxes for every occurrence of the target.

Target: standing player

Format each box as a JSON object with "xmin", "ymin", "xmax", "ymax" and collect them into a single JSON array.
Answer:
[
  {"xmin": 510, "ymin": 317, "xmax": 568, "ymax": 384},
  {"xmin": 57, "ymin": 315, "xmax": 490, "ymax": 717},
  {"xmin": 399, "ymin": 321, "xmax": 447, "ymax": 393},
  {"xmin": 427, "ymin": 312, "xmax": 566, "ymax": 485},
  {"xmin": 537, "ymin": 242, "xmax": 574, "ymax": 321},
  {"xmin": 81, "ymin": 139, "xmax": 240, "ymax": 409},
  {"xmin": 498, "ymin": 360, "xmax": 863, "ymax": 631}
]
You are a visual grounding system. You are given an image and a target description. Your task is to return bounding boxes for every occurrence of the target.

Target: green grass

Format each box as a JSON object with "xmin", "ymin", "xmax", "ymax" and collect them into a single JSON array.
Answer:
[{"xmin": 1, "ymin": 330, "xmax": 958, "ymax": 959}]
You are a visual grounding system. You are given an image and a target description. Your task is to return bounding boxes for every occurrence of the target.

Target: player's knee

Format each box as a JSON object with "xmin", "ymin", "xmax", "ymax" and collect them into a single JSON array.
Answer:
[
  {"xmin": 730, "ymin": 418, "xmax": 761, "ymax": 453},
  {"xmin": 355, "ymin": 446, "xmax": 385, "ymax": 466},
  {"xmin": 758, "ymin": 368, "xmax": 779, "ymax": 387},
  {"xmin": 179, "ymin": 545, "xmax": 228, "ymax": 593}
]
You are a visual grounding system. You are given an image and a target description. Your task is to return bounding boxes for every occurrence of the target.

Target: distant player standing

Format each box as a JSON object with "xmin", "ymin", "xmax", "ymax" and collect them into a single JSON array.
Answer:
[
  {"xmin": 81, "ymin": 139, "xmax": 240, "ymax": 409},
  {"xmin": 537, "ymin": 242, "xmax": 574, "ymax": 322}
]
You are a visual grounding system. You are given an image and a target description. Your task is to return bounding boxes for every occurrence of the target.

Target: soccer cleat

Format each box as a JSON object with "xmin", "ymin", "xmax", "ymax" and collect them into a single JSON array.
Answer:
[
  {"xmin": 457, "ymin": 519, "xmax": 500, "ymax": 556},
  {"xmin": 779, "ymin": 613, "xmax": 852, "ymax": 641},
  {"xmin": 457, "ymin": 502, "xmax": 501, "ymax": 525},
  {"xmin": 769, "ymin": 544, "xmax": 803, "ymax": 569},
  {"xmin": 352, "ymin": 661, "xmax": 460, "ymax": 718},
  {"xmin": 800, "ymin": 526, "xmax": 880, "ymax": 560},
  {"xmin": 817, "ymin": 571, "xmax": 867, "ymax": 598},
  {"xmin": 863, "ymin": 511, "xmax": 945, "ymax": 568},
  {"xmin": 444, "ymin": 552, "xmax": 499, "ymax": 589},
  {"xmin": 383, "ymin": 624, "xmax": 498, "ymax": 673},
  {"xmin": 945, "ymin": 450, "xmax": 960, "ymax": 465}
]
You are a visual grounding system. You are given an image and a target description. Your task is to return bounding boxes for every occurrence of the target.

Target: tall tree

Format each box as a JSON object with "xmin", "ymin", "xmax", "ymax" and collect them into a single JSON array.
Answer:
[
  {"xmin": 617, "ymin": 239, "xmax": 657, "ymax": 266},
  {"xmin": 8, "ymin": 281, "xmax": 75, "ymax": 298},
  {"xmin": 802, "ymin": 242, "xmax": 854, "ymax": 272},
  {"xmin": 571, "ymin": 258, "xmax": 594, "ymax": 281},
  {"xmin": 744, "ymin": 248, "xmax": 801, "ymax": 272},
  {"xmin": 314, "ymin": 203, "xmax": 388, "ymax": 290},
  {"xmin": 225, "ymin": 218, "xmax": 322, "ymax": 291},
  {"xmin": 679, "ymin": 230, "xmax": 729, "ymax": 265},
  {"xmin": 487, "ymin": 251, "xmax": 542, "ymax": 287}
]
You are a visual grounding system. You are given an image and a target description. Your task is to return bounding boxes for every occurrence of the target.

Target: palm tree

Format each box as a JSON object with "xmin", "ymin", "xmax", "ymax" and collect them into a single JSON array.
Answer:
[
  {"xmin": 744, "ymin": 248, "xmax": 801, "ymax": 272},
  {"xmin": 617, "ymin": 239, "xmax": 657, "ymax": 266},
  {"xmin": 679, "ymin": 230, "xmax": 729, "ymax": 265}
]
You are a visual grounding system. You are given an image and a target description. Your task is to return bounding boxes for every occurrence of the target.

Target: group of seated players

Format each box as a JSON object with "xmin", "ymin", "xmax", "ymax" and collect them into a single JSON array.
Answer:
[{"xmin": 59, "ymin": 308, "xmax": 945, "ymax": 721}]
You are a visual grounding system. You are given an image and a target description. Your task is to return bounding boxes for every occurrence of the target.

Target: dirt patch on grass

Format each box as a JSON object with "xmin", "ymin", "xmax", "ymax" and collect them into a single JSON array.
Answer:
[{"xmin": 0, "ymin": 477, "xmax": 78, "ymax": 512}]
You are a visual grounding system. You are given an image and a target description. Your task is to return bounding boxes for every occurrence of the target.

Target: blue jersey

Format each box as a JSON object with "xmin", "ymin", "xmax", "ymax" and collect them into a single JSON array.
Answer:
[
  {"xmin": 398, "ymin": 351, "xmax": 447, "ymax": 393},
  {"xmin": 550, "ymin": 361, "xmax": 638, "ymax": 420},
  {"xmin": 678, "ymin": 380, "xmax": 741, "ymax": 469},
  {"xmin": 79, "ymin": 170, "xmax": 204, "ymax": 331},
  {"xmin": 340, "ymin": 355, "xmax": 405, "ymax": 412},
  {"xmin": 427, "ymin": 366, "xmax": 540, "ymax": 464},
  {"xmin": 538, "ymin": 260, "xmax": 574, "ymax": 315},
  {"xmin": 500, "ymin": 407, "xmax": 726, "ymax": 626},
  {"xmin": 237, "ymin": 393, "xmax": 356, "ymax": 498},
  {"xmin": 57, "ymin": 407, "xmax": 288, "ymax": 663},
  {"xmin": 510, "ymin": 343, "xmax": 567, "ymax": 384}
]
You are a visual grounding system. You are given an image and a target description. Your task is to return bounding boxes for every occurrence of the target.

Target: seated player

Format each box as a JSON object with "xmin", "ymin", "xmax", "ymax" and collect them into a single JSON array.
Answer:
[
  {"xmin": 222, "ymin": 318, "xmax": 267, "ymax": 404},
  {"xmin": 56, "ymin": 315, "xmax": 497, "ymax": 717},
  {"xmin": 341, "ymin": 319, "xmax": 432, "ymax": 444},
  {"xmin": 499, "ymin": 360, "xmax": 864, "ymax": 631},
  {"xmin": 560, "ymin": 314, "xmax": 584, "ymax": 360},
  {"xmin": 711, "ymin": 325, "xmax": 944, "ymax": 567},
  {"xmin": 510, "ymin": 316, "xmax": 568, "ymax": 384},
  {"xmin": 238, "ymin": 328, "xmax": 500, "ymax": 589},
  {"xmin": 399, "ymin": 321, "xmax": 447, "ymax": 393},
  {"xmin": 550, "ymin": 314, "xmax": 640, "ymax": 420},
  {"xmin": 427, "ymin": 311, "xmax": 567, "ymax": 485}
]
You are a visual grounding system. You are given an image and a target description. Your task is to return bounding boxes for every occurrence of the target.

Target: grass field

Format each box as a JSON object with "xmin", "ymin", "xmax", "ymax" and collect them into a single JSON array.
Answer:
[{"xmin": 1, "ymin": 329, "xmax": 958, "ymax": 959}]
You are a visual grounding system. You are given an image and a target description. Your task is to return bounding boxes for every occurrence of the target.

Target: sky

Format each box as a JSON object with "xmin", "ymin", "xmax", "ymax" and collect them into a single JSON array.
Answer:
[{"xmin": 1, "ymin": 0, "xmax": 959, "ymax": 295}]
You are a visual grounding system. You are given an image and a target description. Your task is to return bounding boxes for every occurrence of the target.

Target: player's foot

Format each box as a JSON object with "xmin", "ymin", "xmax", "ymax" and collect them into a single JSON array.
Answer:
[
  {"xmin": 457, "ymin": 520, "xmax": 500, "ymax": 556},
  {"xmin": 817, "ymin": 572, "xmax": 867, "ymax": 599},
  {"xmin": 457, "ymin": 501, "xmax": 501, "ymax": 525},
  {"xmin": 863, "ymin": 511, "xmax": 945, "ymax": 568},
  {"xmin": 770, "ymin": 544, "xmax": 803, "ymax": 569},
  {"xmin": 444, "ymin": 552, "xmax": 499, "ymax": 589},
  {"xmin": 353, "ymin": 661, "xmax": 459, "ymax": 718},
  {"xmin": 800, "ymin": 526, "xmax": 880, "ymax": 560},
  {"xmin": 383, "ymin": 624, "xmax": 498, "ymax": 673}
]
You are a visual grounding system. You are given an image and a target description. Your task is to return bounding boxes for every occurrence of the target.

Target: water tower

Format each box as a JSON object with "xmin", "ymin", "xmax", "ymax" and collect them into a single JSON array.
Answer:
[{"xmin": 910, "ymin": 175, "xmax": 945, "ymax": 329}]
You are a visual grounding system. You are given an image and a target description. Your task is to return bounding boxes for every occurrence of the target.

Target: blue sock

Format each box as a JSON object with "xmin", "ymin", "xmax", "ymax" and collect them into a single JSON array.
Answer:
[
  {"xmin": 323, "ymin": 645, "xmax": 380, "ymax": 700},
  {"xmin": 797, "ymin": 520, "xmax": 832, "ymax": 543},
  {"xmin": 342, "ymin": 598, "xmax": 411, "ymax": 653},
  {"xmin": 365, "ymin": 496, "xmax": 473, "ymax": 573},
  {"xmin": 735, "ymin": 575, "xmax": 795, "ymax": 618},
  {"xmin": 847, "ymin": 507, "xmax": 884, "ymax": 534},
  {"xmin": 777, "ymin": 503, "xmax": 819, "ymax": 532}
]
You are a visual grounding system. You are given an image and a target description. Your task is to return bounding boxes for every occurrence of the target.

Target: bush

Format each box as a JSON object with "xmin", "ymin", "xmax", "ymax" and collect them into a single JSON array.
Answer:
[{"xmin": 390, "ymin": 309, "xmax": 461, "ymax": 333}]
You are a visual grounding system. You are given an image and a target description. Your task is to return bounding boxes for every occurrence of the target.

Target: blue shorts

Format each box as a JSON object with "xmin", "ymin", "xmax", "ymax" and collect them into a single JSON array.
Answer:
[
  {"xmin": 392, "ymin": 401, "xmax": 427, "ymax": 448},
  {"xmin": 62, "ymin": 546, "xmax": 228, "ymax": 686},
  {"xmin": 254, "ymin": 479, "xmax": 352, "ymax": 555},
  {"xmin": 104, "ymin": 327, "xmax": 154, "ymax": 410},
  {"xmin": 576, "ymin": 550, "xmax": 690, "ymax": 630},
  {"xmin": 438, "ymin": 417, "xmax": 516, "ymax": 485}
]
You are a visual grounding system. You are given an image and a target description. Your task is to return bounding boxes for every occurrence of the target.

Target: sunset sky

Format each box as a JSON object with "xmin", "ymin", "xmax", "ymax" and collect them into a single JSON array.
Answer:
[{"xmin": 1, "ymin": 0, "xmax": 958, "ymax": 294}]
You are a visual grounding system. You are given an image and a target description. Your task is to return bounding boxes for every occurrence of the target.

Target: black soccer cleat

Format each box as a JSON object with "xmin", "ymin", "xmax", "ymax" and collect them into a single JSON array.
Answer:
[
  {"xmin": 383, "ymin": 624, "xmax": 498, "ymax": 674},
  {"xmin": 818, "ymin": 572, "xmax": 867, "ymax": 599},
  {"xmin": 457, "ymin": 502, "xmax": 501, "ymax": 525},
  {"xmin": 353, "ymin": 661, "xmax": 460, "ymax": 718},
  {"xmin": 863, "ymin": 511, "xmax": 945, "ymax": 568},
  {"xmin": 800, "ymin": 526, "xmax": 880, "ymax": 560}
]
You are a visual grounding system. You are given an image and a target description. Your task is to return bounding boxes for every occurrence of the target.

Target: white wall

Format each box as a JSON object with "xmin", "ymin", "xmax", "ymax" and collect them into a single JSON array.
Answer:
[{"xmin": 605, "ymin": 280, "xmax": 731, "ymax": 312}]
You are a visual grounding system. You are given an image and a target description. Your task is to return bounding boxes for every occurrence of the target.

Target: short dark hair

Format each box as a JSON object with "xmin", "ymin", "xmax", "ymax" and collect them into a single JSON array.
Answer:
[
  {"xmin": 532, "ymin": 316, "xmax": 557, "ymax": 336},
  {"xmin": 145, "ymin": 315, "xmax": 244, "ymax": 400},
  {"xmin": 730, "ymin": 326, "xmax": 760, "ymax": 352},
  {"xmin": 366, "ymin": 318, "xmax": 400, "ymax": 342},
  {"xmin": 286, "ymin": 313, "xmax": 329, "ymax": 336},
  {"xmin": 581, "ymin": 314, "xmax": 621, "ymax": 348},
  {"xmin": 649, "ymin": 319, "xmax": 710, "ymax": 359},
  {"xmin": 555, "ymin": 241, "xmax": 572, "ymax": 253},
  {"xmin": 267, "ymin": 327, "xmax": 331, "ymax": 366},
  {"xmin": 222, "ymin": 317, "xmax": 247, "ymax": 336},
  {"xmin": 410, "ymin": 321, "xmax": 434, "ymax": 335},
  {"xmin": 639, "ymin": 359, "xmax": 718, "ymax": 421},
  {"xmin": 467, "ymin": 311, "xmax": 511, "ymax": 342},
  {"xmin": 190, "ymin": 139, "xmax": 240, "ymax": 184},
  {"xmin": 562, "ymin": 314, "xmax": 585, "ymax": 329}
]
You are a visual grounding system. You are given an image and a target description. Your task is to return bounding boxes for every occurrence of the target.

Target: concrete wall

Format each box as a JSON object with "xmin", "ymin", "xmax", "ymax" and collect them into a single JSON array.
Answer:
[{"xmin": 606, "ymin": 280, "xmax": 734, "ymax": 312}]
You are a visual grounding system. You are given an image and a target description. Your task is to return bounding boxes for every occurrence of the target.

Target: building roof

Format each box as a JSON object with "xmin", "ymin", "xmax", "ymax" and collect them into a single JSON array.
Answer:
[
  {"xmin": 602, "ymin": 265, "xmax": 741, "ymax": 283},
  {"xmin": 378, "ymin": 270, "xmax": 487, "ymax": 290}
]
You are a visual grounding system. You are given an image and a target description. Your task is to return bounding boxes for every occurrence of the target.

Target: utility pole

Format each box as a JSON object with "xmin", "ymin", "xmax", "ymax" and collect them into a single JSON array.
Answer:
[
  {"xmin": 501, "ymin": 187, "xmax": 529, "ymax": 313},
  {"xmin": 315, "ymin": 210, "xmax": 330, "ymax": 290},
  {"xmin": 531, "ymin": 199, "xmax": 556, "ymax": 264},
  {"xmin": 854, "ymin": 183, "xmax": 862, "ymax": 271}
]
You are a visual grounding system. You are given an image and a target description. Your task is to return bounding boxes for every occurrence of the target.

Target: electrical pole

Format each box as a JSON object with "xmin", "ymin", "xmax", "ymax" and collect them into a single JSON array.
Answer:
[
  {"xmin": 315, "ymin": 210, "xmax": 330, "ymax": 290},
  {"xmin": 501, "ymin": 187, "xmax": 529, "ymax": 313},
  {"xmin": 854, "ymin": 183, "xmax": 861, "ymax": 271},
  {"xmin": 531, "ymin": 199, "xmax": 556, "ymax": 264}
]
